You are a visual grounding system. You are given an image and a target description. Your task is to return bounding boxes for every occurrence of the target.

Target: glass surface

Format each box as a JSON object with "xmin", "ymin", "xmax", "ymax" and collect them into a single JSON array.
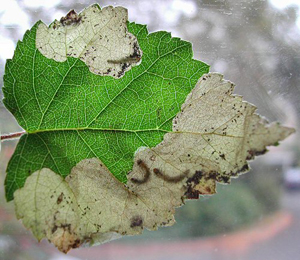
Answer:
[{"xmin": 0, "ymin": 1, "xmax": 299, "ymax": 259}]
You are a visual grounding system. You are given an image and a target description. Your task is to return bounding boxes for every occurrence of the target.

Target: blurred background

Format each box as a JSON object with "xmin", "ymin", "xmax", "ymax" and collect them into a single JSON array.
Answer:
[{"xmin": 0, "ymin": 0, "xmax": 299, "ymax": 259}]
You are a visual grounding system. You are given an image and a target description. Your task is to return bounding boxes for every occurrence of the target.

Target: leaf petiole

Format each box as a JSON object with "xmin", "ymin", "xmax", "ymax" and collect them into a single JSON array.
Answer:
[{"xmin": 0, "ymin": 131, "xmax": 25, "ymax": 141}]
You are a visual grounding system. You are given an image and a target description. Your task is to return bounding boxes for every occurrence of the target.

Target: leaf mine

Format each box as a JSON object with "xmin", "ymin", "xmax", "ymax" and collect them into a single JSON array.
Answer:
[
  {"xmin": 36, "ymin": 4, "xmax": 142, "ymax": 78},
  {"xmin": 14, "ymin": 158, "xmax": 184, "ymax": 253},
  {"xmin": 131, "ymin": 73, "xmax": 294, "ymax": 199},
  {"xmin": 14, "ymin": 73, "xmax": 294, "ymax": 252}
]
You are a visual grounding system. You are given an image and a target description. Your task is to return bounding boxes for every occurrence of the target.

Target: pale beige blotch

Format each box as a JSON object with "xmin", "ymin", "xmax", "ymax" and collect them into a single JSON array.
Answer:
[
  {"xmin": 36, "ymin": 4, "xmax": 142, "ymax": 78},
  {"xmin": 14, "ymin": 168, "xmax": 80, "ymax": 253},
  {"xmin": 14, "ymin": 158, "xmax": 188, "ymax": 253},
  {"xmin": 14, "ymin": 73, "xmax": 294, "ymax": 253},
  {"xmin": 129, "ymin": 73, "xmax": 294, "ymax": 198}
]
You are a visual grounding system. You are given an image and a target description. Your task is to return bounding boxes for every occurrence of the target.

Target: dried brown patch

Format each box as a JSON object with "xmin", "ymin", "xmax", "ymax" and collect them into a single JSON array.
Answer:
[
  {"xmin": 130, "ymin": 216, "xmax": 143, "ymax": 228},
  {"xmin": 60, "ymin": 10, "xmax": 82, "ymax": 26}
]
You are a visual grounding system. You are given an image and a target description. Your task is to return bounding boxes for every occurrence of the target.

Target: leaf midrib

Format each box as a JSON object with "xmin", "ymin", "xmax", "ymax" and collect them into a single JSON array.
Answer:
[
  {"xmin": 27, "ymin": 127, "xmax": 244, "ymax": 139},
  {"xmin": 27, "ymin": 127, "xmax": 170, "ymax": 134}
]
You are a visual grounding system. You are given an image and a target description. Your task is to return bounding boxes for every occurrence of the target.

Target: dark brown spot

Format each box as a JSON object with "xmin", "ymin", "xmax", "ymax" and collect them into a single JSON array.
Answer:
[
  {"xmin": 104, "ymin": 68, "xmax": 112, "ymax": 75},
  {"xmin": 185, "ymin": 187, "xmax": 200, "ymax": 199},
  {"xmin": 71, "ymin": 239, "xmax": 81, "ymax": 249},
  {"xmin": 130, "ymin": 41, "xmax": 142, "ymax": 61},
  {"xmin": 51, "ymin": 225, "xmax": 58, "ymax": 234},
  {"xmin": 130, "ymin": 216, "xmax": 143, "ymax": 228},
  {"xmin": 237, "ymin": 164, "xmax": 249, "ymax": 174},
  {"xmin": 246, "ymin": 149, "xmax": 267, "ymax": 160},
  {"xmin": 60, "ymin": 223, "xmax": 71, "ymax": 232},
  {"xmin": 60, "ymin": 10, "xmax": 82, "ymax": 26},
  {"xmin": 57, "ymin": 192, "xmax": 64, "ymax": 204},
  {"xmin": 220, "ymin": 176, "xmax": 230, "ymax": 183},
  {"xmin": 117, "ymin": 62, "xmax": 130, "ymax": 78},
  {"xmin": 220, "ymin": 154, "xmax": 226, "ymax": 160},
  {"xmin": 208, "ymin": 171, "xmax": 218, "ymax": 180},
  {"xmin": 185, "ymin": 171, "xmax": 207, "ymax": 199}
]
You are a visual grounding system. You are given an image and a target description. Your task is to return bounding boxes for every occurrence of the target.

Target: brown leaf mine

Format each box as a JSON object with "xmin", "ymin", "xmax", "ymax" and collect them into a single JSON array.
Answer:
[{"xmin": 36, "ymin": 5, "xmax": 142, "ymax": 78}]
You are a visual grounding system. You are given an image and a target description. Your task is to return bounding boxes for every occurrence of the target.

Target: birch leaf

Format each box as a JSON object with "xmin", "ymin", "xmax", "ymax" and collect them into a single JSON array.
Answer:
[
  {"xmin": 2, "ymin": 2, "xmax": 294, "ymax": 253},
  {"xmin": 14, "ymin": 73, "xmax": 294, "ymax": 253}
]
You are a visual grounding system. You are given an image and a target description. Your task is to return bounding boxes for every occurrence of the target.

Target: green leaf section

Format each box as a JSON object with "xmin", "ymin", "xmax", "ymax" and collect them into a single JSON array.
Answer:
[{"xmin": 3, "ymin": 21, "xmax": 209, "ymax": 201}]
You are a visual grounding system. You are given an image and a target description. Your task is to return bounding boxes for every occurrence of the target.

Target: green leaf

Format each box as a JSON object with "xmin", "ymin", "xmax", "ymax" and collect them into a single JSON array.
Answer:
[{"xmin": 3, "ymin": 5, "xmax": 209, "ymax": 201}]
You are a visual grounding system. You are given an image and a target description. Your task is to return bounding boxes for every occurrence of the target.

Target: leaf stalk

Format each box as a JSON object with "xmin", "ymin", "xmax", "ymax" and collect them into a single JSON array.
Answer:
[{"xmin": 1, "ymin": 131, "xmax": 25, "ymax": 141}]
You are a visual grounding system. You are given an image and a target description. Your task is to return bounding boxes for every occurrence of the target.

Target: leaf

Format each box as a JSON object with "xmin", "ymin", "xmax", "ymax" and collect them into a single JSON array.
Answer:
[
  {"xmin": 36, "ymin": 6, "xmax": 142, "ymax": 78},
  {"xmin": 2, "ymin": 3, "xmax": 295, "ymax": 253},
  {"xmin": 14, "ymin": 73, "xmax": 294, "ymax": 253},
  {"xmin": 3, "ymin": 4, "xmax": 209, "ymax": 201}
]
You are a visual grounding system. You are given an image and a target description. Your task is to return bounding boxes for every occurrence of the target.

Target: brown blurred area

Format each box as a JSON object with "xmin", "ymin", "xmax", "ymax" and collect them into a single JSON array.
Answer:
[{"xmin": 0, "ymin": 1, "xmax": 299, "ymax": 259}]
